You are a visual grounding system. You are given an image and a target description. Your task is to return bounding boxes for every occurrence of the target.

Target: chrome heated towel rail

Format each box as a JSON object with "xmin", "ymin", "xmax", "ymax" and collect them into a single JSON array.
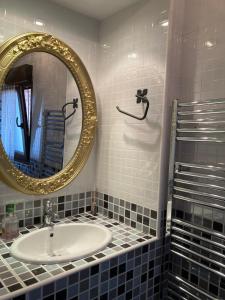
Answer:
[{"xmin": 167, "ymin": 98, "xmax": 225, "ymax": 300}]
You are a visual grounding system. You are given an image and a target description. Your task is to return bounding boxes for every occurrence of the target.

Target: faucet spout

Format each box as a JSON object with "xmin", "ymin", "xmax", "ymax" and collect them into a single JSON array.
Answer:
[{"xmin": 41, "ymin": 200, "xmax": 58, "ymax": 228}]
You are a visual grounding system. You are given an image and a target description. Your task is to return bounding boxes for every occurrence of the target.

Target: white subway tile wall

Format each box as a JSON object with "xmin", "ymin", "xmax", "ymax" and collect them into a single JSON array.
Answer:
[
  {"xmin": 174, "ymin": 0, "xmax": 225, "ymax": 165},
  {"xmin": 96, "ymin": 0, "xmax": 170, "ymax": 217}
]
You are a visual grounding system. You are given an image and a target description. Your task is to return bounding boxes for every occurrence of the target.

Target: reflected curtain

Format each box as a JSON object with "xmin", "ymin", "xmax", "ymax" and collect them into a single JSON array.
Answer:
[{"xmin": 1, "ymin": 85, "xmax": 24, "ymax": 159}]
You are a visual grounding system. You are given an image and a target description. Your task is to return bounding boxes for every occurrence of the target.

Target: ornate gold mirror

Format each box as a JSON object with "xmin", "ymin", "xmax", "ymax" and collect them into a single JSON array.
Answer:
[{"xmin": 0, "ymin": 33, "xmax": 97, "ymax": 195}]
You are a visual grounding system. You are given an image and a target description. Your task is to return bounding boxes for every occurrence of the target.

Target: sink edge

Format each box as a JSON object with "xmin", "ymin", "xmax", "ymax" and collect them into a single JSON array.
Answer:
[{"xmin": 10, "ymin": 223, "xmax": 113, "ymax": 265}]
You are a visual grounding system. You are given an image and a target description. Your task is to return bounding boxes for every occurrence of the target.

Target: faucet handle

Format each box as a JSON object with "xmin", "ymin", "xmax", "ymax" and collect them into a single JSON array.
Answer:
[
  {"xmin": 45, "ymin": 199, "xmax": 53, "ymax": 209},
  {"xmin": 41, "ymin": 200, "xmax": 59, "ymax": 228}
]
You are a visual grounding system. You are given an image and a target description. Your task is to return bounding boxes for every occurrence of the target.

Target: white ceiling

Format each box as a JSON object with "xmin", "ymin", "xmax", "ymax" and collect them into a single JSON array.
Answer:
[{"xmin": 49, "ymin": 0, "xmax": 142, "ymax": 20}]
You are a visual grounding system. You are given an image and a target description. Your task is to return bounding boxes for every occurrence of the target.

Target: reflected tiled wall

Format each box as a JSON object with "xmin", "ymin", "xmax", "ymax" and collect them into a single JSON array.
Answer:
[{"xmin": 96, "ymin": 0, "xmax": 170, "ymax": 235}]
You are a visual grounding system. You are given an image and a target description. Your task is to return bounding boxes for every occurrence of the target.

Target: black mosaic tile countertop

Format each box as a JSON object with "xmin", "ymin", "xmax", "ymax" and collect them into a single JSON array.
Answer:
[{"xmin": 0, "ymin": 213, "xmax": 155, "ymax": 299}]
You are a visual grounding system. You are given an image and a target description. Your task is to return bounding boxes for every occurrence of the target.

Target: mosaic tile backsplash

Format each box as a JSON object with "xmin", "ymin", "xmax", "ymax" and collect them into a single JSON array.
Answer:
[
  {"xmin": 96, "ymin": 192, "xmax": 158, "ymax": 237},
  {"xmin": 0, "ymin": 191, "xmax": 160, "ymax": 238},
  {"xmin": 0, "ymin": 192, "xmax": 93, "ymax": 231}
]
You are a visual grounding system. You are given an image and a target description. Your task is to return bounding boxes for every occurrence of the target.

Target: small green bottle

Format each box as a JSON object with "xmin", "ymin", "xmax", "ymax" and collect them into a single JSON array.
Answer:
[{"xmin": 2, "ymin": 204, "xmax": 19, "ymax": 240}]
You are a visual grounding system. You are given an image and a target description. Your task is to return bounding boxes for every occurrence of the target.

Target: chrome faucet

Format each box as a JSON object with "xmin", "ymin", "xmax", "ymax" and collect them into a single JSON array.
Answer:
[
  {"xmin": 41, "ymin": 200, "xmax": 58, "ymax": 228},
  {"xmin": 91, "ymin": 193, "xmax": 97, "ymax": 216}
]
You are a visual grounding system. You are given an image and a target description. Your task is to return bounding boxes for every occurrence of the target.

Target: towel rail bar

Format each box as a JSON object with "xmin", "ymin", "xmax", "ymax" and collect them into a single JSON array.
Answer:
[
  {"xmin": 169, "ymin": 274, "xmax": 219, "ymax": 300},
  {"xmin": 172, "ymin": 218, "xmax": 225, "ymax": 240},
  {"xmin": 171, "ymin": 241, "xmax": 225, "ymax": 269},
  {"xmin": 178, "ymin": 98, "xmax": 225, "ymax": 107},
  {"xmin": 171, "ymin": 250, "xmax": 225, "ymax": 278},
  {"xmin": 174, "ymin": 178, "xmax": 225, "ymax": 191},
  {"xmin": 177, "ymin": 136, "xmax": 225, "ymax": 143},
  {"xmin": 174, "ymin": 186, "xmax": 225, "ymax": 201},
  {"xmin": 177, "ymin": 119, "xmax": 225, "ymax": 124},
  {"xmin": 175, "ymin": 162, "xmax": 225, "ymax": 172},
  {"xmin": 167, "ymin": 290, "xmax": 188, "ymax": 300},
  {"xmin": 177, "ymin": 128, "xmax": 225, "ymax": 133},
  {"xmin": 173, "ymin": 194, "xmax": 225, "ymax": 210},
  {"xmin": 171, "ymin": 226, "xmax": 225, "ymax": 250},
  {"xmin": 168, "ymin": 285, "xmax": 199, "ymax": 300},
  {"xmin": 175, "ymin": 170, "xmax": 225, "ymax": 181},
  {"xmin": 178, "ymin": 108, "xmax": 225, "ymax": 116},
  {"xmin": 171, "ymin": 234, "xmax": 225, "ymax": 259}
]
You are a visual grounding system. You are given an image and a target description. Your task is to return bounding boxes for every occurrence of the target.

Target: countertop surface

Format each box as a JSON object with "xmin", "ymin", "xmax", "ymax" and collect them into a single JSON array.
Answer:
[{"xmin": 0, "ymin": 212, "xmax": 154, "ymax": 299}]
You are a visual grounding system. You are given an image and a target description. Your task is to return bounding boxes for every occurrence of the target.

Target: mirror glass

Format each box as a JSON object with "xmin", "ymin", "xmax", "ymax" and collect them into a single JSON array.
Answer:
[{"xmin": 0, "ymin": 52, "xmax": 82, "ymax": 178}]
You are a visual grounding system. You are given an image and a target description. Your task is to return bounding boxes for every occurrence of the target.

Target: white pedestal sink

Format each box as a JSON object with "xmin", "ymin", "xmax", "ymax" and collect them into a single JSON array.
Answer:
[{"xmin": 10, "ymin": 223, "xmax": 112, "ymax": 264}]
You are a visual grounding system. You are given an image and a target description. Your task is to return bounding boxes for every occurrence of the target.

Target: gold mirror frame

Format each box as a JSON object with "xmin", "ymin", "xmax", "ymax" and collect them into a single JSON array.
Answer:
[{"xmin": 0, "ymin": 32, "xmax": 97, "ymax": 195}]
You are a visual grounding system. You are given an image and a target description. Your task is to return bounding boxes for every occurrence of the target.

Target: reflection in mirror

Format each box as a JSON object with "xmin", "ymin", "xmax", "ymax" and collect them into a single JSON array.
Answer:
[{"xmin": 0, "ymin": 52, "xmax": 82, "ymax": 178}]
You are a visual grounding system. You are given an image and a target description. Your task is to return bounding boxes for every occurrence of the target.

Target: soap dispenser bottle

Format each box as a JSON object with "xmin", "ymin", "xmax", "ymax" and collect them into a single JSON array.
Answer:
[{"xmin": 2, "ymin": 204, "xmax": 19, "ymax": 240}]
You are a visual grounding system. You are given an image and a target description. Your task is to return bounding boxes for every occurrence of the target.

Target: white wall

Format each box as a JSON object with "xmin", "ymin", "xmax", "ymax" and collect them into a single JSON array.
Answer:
[
  {"xmin": 96, "ymin": 0, "xmax": 170, "ymax": 221},
  {"xmin": 0, "ymin": 0, "xmax": 99, "ymax": 202},
  {"xmin": 179, "ymin": 0, "xmax": 225, "ymax": 102},
  {"xmin": 159, "ymin": 0, "xmax": 184, "ymax": 213}
]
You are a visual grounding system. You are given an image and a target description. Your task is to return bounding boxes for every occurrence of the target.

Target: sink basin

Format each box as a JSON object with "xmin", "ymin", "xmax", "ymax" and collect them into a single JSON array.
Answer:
[{"xmin": 10, "ymin": 223, "xmax": 112, "ymax": 264}]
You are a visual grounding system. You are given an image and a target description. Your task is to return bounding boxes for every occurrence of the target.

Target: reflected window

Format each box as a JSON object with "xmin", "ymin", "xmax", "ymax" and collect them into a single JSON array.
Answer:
[
  {"xmin": 15, "ymin": 94, "xmax": 25, "ymax": 154},
  {"xmin": 24, "ymin": 88, "xmax": 32, "ymax": 135},
  {"xmin": 5, "ymin": 64, "xmax": 33, "ymax": 162}
]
